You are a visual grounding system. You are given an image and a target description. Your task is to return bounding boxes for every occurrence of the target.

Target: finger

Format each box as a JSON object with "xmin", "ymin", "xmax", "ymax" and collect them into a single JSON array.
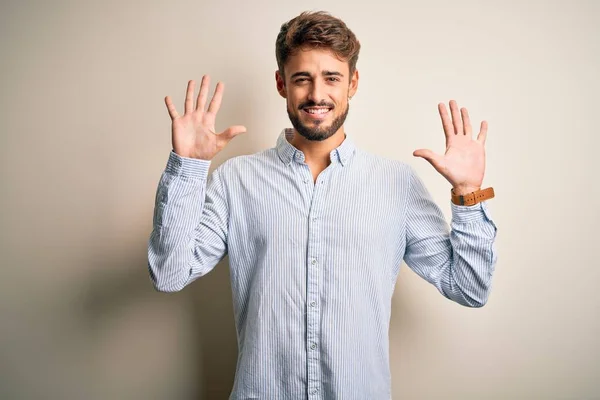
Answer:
[
  {"xmin": 184, "ymin": 80, "xmax": 195, "ymax": 115},
  {"xmin": 461, "ymin": 107, "xmax": 472, "ymax": 138},
  {"xmin": 208, "ymin": 82, "xmax": 225, "ymax": 114},
  {"xmin": 164, "ymin": 95, "xmax": 180, "ymax": 120},
  {"xmin": 438, "ymin": 103, "xmax": 454, "ymax": 139},
  {"xmin": 413, "ymin": 148, "xmax": 444, "ymax": 171},
  {"xmin": 449, "ymin": 100, "xmax": 464, "ymax": 135},
  {"xmin": 476, "ymin": 121, "xmax": 488, "ymax": 145},
  {"xmin": 217, "ymin": 125, "xmax": 247, "ymax": 145},
  {"xmin": 196, "ymin": 75, "xmax": 210, "ymax": 111}
]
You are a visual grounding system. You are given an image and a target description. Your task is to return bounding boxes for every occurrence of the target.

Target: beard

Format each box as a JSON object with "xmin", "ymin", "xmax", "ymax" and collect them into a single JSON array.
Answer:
[{"xmin": 287, "ymin": 100, "xmax": 349, "ymax": 142}]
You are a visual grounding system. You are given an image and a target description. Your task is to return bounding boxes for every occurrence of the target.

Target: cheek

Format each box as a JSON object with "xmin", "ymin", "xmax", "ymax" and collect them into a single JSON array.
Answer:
[
  {"xmin": 286, "ymin": 99, "xmax": 298, "ymax": 112},
  {"xmin": 333, "ymin": 97, "xmax": 347, "ymax": 111},
  {"xmin": 287, "ymin": 95, "xmax": 304, "ymax": 110},
  {"xmin": 329, "ymin": 90, "xmax": 345, "ymax": 105}
]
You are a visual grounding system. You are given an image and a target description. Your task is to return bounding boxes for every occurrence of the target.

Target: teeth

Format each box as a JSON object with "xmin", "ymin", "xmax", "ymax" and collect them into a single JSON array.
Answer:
[{"xmin": 305, "ymin": 108, "xmax": 330, "ymax": 114}]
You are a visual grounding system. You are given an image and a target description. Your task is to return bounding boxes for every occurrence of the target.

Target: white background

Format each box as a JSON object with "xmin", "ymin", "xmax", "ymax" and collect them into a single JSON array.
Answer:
[{"xmin": 1, "ymin": 0, "xmax": 598, "ymax": 398}]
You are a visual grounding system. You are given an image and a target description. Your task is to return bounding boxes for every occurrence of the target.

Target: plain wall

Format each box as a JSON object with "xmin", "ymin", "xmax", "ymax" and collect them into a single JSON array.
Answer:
[{"xmin": 1, "ymin": 0, "xmax": 598, "ymax": 399}]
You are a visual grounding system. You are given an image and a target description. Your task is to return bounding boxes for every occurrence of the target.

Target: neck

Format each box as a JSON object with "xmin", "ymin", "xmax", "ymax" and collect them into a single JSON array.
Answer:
[{"xmin": 290, "ymin": 127, "xmax": 346, "ymax": 166}]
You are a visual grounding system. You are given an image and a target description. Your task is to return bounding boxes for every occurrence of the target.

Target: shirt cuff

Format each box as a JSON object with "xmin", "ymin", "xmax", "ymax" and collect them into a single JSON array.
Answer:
[
  {"xmin": 165, "ymin": 150, "xmax": 211, "ymax": 179},
  {"xmin": 451, "ymin": 201, "xmax": 494, "ymax": 224}
]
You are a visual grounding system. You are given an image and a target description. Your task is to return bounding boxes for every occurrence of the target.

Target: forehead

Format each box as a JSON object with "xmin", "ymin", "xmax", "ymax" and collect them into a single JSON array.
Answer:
[{"xmin": 285, "ymin": 47, "xmax": 349, "ymax": 76}]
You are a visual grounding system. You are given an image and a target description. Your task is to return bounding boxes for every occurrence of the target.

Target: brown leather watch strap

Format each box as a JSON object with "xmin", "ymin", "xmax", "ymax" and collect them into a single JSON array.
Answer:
[{"xmin": 451, "ymin": 187, "xmax": 495, "ymax": 206}]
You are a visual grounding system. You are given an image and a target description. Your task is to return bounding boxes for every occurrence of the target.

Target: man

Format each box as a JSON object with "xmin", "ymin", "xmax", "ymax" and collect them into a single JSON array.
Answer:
[{"xmin": 148, "ymin": 10, "xmax": 498, "ymax": 400}]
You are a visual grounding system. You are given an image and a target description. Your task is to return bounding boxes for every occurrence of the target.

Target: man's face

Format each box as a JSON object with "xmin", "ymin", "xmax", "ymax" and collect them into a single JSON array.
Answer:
[{"xmin": 276, "ymin": 47, "xmax": 358, "ymax": 141}]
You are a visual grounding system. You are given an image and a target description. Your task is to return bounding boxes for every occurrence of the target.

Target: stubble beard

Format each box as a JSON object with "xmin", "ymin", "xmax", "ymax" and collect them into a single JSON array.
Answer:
[{"xmin": 287, "ymin": 101, "xmax": 349, "ymax": 142}]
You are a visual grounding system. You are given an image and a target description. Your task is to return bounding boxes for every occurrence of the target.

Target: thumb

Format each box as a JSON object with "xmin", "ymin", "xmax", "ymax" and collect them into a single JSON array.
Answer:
[
  {"xmin": 413, "ymin": 149, "xmax": 443, "ymax": 170},
  {"xmin": 219, "ymin": 125, "xmax": 247, "ymax": 144}
]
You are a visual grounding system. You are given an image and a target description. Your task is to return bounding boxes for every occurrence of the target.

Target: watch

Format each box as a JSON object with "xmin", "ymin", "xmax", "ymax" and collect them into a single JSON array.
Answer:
[{"xmin": 451, "ymin": 187, "xmax": 495, "ymax": 206}]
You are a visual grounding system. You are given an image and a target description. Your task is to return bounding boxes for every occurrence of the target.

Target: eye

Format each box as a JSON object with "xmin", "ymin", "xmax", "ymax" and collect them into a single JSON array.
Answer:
[
  {"xmin": 295, "ymin": 78, "xmax": 309, "ymax": 83},
  {"xmin": 326, "ymin": 77, "xmax": 340, "ymax": 82}
]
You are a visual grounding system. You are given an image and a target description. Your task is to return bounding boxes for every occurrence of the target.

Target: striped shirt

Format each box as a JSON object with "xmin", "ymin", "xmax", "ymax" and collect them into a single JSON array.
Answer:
[{"xmin": 148, "ymin": 128, "xmax": 498, "ymax": 399}]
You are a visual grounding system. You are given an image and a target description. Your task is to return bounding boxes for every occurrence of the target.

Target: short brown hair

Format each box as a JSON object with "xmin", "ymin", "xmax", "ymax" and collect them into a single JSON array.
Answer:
[{"xmin": 275, "ymin": 11, "xmax": 361, "ymax": 81}]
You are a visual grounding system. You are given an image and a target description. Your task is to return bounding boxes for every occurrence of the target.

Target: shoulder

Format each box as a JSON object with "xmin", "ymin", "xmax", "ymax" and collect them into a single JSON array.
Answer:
[
  {"xmin": 212, "ymin": 147, "xmax": 277, "ymax": 180},
  {"xmin": 354, "ymin": 148, "xmax": 414, "ymax": 180}
]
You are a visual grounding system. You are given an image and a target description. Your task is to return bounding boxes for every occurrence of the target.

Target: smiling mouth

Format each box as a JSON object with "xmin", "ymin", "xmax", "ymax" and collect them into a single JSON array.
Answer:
[{"xmin": 302, "ymin": 107, "xmax": 333, "ymax": 118}]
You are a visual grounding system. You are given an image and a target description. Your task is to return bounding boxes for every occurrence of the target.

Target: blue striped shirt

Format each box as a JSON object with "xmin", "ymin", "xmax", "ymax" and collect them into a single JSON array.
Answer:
[{"xmin": 148, "ymin": 128, "xmax": 498, "ymax": 399}]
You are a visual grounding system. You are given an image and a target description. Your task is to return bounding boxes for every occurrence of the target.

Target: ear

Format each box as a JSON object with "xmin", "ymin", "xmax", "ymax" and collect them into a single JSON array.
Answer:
[
  {"xmin": 348, "ymin": 69, "xmax": 359, "ymax": 99},
  {"xmin": 275, "ymin": 70, "xmax": 287, "ymax": 99}
]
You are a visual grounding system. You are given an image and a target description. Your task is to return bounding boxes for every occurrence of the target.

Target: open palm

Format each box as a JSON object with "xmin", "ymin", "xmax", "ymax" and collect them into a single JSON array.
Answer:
[
  {"xmin": 413, "ymin": 100, "xmax": 488, "ymax": 194},
  {"xmin": 165, "ymin": 75, "xmax": 246, "ymax": 160}
]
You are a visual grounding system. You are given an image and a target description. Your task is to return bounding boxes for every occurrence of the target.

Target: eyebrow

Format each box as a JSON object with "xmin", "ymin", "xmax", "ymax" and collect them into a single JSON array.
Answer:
[{"xmin": 290, "ymin": 70, "xmax": 344, "ymax": 79}]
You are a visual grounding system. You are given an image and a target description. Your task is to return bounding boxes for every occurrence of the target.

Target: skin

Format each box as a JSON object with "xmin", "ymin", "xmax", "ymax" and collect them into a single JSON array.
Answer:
[
  {"xmin": 165, "ymin": 76, "xmax": 246, "ymax": 161},
  {"xmin": 165, "ymin": 50, "xmax": 488, "ymax": 195},
  {"xmin": 413, "ymin": 101, "xmax": 488, "ymax": 195},
  {"xmin": 275, "ymin": 47, "xmax": 358, "ymax": 182}
]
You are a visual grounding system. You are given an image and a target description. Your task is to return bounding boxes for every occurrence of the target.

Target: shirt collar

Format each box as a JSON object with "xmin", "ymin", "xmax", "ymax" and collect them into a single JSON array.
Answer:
[{"xmin": 276, "ymin": 128, "xmax": 356, "ymax": 167}]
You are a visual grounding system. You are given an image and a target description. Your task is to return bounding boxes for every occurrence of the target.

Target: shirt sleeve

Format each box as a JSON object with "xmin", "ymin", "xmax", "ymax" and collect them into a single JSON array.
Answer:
[
  {"xmin": 403, "ymin": 166, "xmax": 498, "ymax": 307},
  {"xmin": 147, "ymin": 150, "xmax": 229, "ymax": 292}
]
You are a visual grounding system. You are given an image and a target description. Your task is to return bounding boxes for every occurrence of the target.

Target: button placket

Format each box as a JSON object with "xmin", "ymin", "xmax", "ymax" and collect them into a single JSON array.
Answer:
[{"xmin": 306, "ymin": 168, "xmax": 330, "ymax": 398}]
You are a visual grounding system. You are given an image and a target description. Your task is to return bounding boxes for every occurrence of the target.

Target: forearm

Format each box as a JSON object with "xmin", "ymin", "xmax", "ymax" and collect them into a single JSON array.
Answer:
[
  {"xmin": 438, "ymin": 202, "xmax": 498, "ymax": 307},
  {"xmin": 148, "ymin": 151, "xmax": 212, "ymax": 292}
]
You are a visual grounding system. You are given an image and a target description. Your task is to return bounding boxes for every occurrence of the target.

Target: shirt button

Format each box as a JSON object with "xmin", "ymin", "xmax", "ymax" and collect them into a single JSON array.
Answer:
[
  {"xmin": 310, "ymin": 301, "xmax": 316, "ymax": 307},
  {"xmin": 311, "ymin": 259, "xmax": 317, "ymax": 265},
  {"xmin": 311, "ymin": 389, "xmax": 318, "ymax": 395},
  {"xmin": 311, "ymin": 343, "xmax": 317, "ymax": 350},
  {"xmin": 312, "ymin": 217, "xmax": 317, "ymax": 222}
]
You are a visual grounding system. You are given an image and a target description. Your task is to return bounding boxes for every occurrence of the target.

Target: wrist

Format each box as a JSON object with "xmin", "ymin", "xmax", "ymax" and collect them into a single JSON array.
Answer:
[
  {"xmin": 452, "ymin": 186, "xmax": 481, "ymax": 196},
  {"xmin": 451, "ymin": 187, "xmax": 495, "ymax": 206}
]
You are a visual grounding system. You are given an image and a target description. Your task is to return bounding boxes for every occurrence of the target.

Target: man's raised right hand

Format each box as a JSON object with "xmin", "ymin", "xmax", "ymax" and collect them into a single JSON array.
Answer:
[{"xmin": 165, "ymin": 75, "xmax": 246, "ymax": 160}]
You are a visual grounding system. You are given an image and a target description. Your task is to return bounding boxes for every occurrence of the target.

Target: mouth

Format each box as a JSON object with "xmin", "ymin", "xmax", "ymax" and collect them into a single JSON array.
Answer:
[{"xmin": 302, "ymin": 106, "xmax": 333, "ymax": 120}]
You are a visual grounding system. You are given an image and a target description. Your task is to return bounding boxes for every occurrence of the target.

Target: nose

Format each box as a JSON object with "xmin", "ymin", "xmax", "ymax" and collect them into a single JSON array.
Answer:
[{"xmin": 307, "ymin": 80, "xmax": 325, "ymax": 103}]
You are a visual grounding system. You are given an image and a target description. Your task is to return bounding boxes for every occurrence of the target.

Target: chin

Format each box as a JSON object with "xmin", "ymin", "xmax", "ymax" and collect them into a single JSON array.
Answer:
[
  {"xmin": 296, "ymin": 124, "xmax": 338, "ymax": 142},
  {"xmin": 287, "ymin": 103, "xmax": 349, "ymax": 142}
]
